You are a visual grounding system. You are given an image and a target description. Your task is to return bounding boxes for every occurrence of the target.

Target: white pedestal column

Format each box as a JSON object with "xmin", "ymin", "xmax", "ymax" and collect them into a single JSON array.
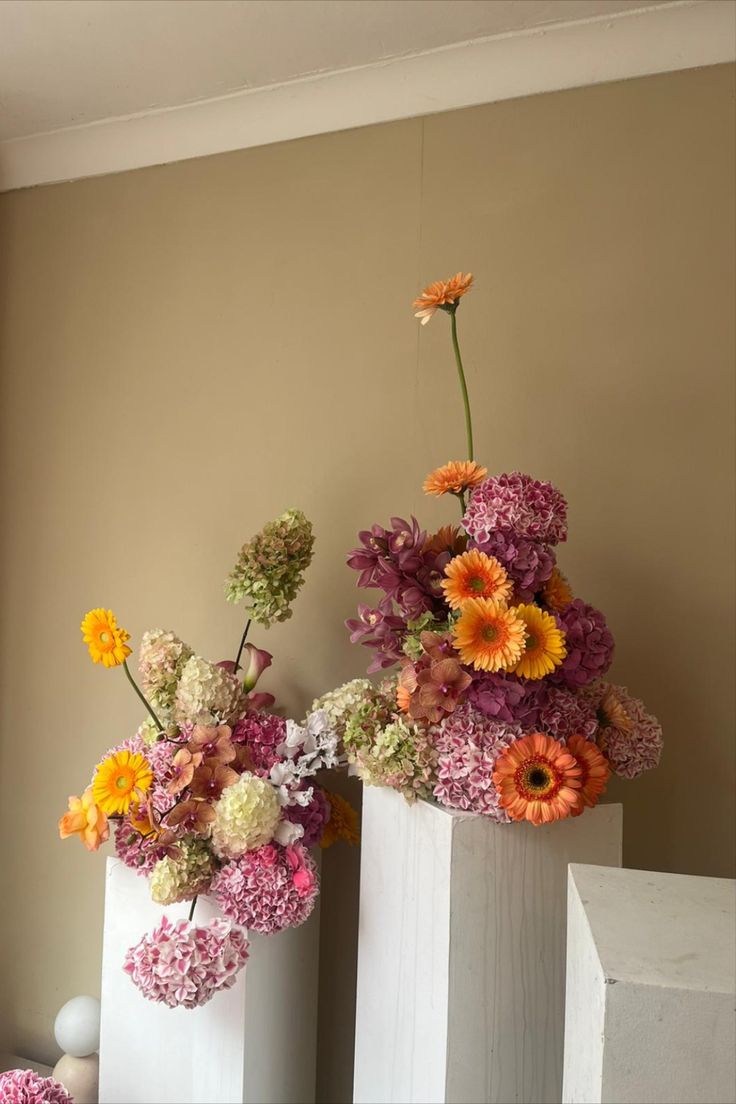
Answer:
[
  {"xmin": 98, "ymin": 857, "xmax": 319, "ymax": 1104},
  {"xmin": 353, "ymin": 788, "xmax": 622, "ymax": 1104},
  {"xmin": 563, "ymin": 864, "xmax": 736, "ymax": 1104}
]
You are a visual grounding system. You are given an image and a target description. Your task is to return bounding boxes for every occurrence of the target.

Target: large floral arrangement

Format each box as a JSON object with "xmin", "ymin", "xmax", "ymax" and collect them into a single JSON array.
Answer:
[
  {"xmin": 309, "ymin": 274, "xmax": 662, "ymax": 827},
  {"xmin": 59, "ymin": 511, "xmax": 358, "ymax": 1009}
]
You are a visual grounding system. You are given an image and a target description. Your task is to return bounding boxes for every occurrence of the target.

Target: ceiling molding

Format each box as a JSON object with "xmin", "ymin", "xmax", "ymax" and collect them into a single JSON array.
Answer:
[{"xmin": 0, "ymin": 0, "xmax": 733, "ymax": 193}]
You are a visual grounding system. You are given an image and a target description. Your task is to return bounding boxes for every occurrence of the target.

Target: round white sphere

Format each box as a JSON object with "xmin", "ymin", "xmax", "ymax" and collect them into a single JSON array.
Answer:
[
  {"xmin": 53, "ymin": 1053, "xmax": 99, "ymax": 1104},
  {"xmin": 54, "ymin": 995, "xmax": 101, "ymax": 1058}
]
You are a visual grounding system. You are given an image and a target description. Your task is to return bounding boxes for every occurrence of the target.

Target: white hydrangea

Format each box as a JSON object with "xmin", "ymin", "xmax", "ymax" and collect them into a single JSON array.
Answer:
[
  {"xmin": 174, "ymin": 655, "xmax": 243, "ymax": 727},
  {"xmin": 310, "ymin": 679, "xmax": 374, "ymax": 737},
  {"xmin": 139, "ymin": 629, "xmax": 194, "ymax": 710},
  {"xmin": 150, "ymin": 838, "xmax": 214, "ymax": 905},
  {"xmin": 210, "ymin": 773, "xmax": 281, "ymax": 860}
]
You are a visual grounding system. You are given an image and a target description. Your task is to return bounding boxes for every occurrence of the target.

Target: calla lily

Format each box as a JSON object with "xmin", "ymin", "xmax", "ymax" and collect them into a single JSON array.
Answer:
[{"xmin": 240, "ymin": 644, "xmax": 273, "ymax": 691}]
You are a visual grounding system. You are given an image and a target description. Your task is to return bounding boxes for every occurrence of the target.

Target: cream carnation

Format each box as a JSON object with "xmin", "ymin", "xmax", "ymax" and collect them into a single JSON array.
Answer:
[
  {"xmin": 174, "ymin": 655, "xmax": 243, "ymax": 727},
  {"xmin": 150, "ymin": 837, "xmax": 215, "ymax": 905},
  {"xmin": 211, "ymin": 772, "xmax": 281, "ymax": 859}
]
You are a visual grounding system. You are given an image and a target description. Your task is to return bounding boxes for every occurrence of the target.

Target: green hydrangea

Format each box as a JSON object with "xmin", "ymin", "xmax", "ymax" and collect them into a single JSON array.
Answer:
[
  {"xmin": 225, "ymin": 509, "xmax": 315, "ymax": 628},
  {"xmin": 343, "ymin": 682, "xmax": 396, "ymax": 761},
  {"xmin": 150, "ymin": 838, "xmax": 215, "ymax": 905},
  {"xmin": 402, "ymin": 614, "xmax": 452, "ymax": 660},
  {"xmin": 310, "ymin": 678, "xmax": 374, "ymax": 736},
  {"xmin": 354, "ymin": 716, "xmax": 437, "ymax": 803}
]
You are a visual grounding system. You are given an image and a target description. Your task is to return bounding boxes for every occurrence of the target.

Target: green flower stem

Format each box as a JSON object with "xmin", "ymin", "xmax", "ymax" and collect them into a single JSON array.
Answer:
[
  {"xmin": 450, "ymin": 309, "xmax": 474, "ymax": 462},
  {"xmin": 233, "ymin": 618, "xmax": 252, "ymax": 672},
  {"xmin": 123, "ymin": 659, "xmax": 165, "ymax": 733},
  {"xmin": 188, "ymin": 895, "xmax": 198, "ymax": 923}
]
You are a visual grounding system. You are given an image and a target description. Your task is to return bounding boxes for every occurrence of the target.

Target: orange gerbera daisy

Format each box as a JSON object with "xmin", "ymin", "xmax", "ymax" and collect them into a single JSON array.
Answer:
[
  {"xmin": 493, "ymin": 732, "xmax": 582, "ymax": 826},
  {"xmin": 81, "ymin": 608, "xmax": 131, "ymax": 668},
  {"xmin": 423, "ymin": 460, "xmax": 487, "ymax": 497},
  {"xmin": 320, "ymin": 790, "xmax": 360, "ymax": 848},
  {"xmin": 92, "ymin": 749, "xmax": 153, "ymax": 816},
  {"xmin": 413, "ymin": 272, "xmax": 474, "ymax": 324},
  {"xmin": 452, "ymin": 597, "xmax": 526, "ymax": 672},
  {"xmin": 567, "ymin": 734, "xmax": 610, "ymax": 816},
  {"xmin": 512, "ymin": 604, "xmax": 566, "ymax": 680},
  {"xmin": 442, "ymin": 549, "xmax": 512, "ymax": 610},
  {"xmin": 541, "ymin": 567, "xmax": 574, "ymax": 612}
]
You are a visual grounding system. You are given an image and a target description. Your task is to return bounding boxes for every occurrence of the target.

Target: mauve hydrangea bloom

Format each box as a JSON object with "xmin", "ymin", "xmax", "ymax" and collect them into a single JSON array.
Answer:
[
  {"xmin": 553, "ymin": 600, "xmax": 614, "ymax": 688},
  {"xmin": 0, "ymin": 1070, "xmax": 73, "ymax": 1104},
  {"xmin": 466, "ymin": 672, "xmax": 527, "ymax": 724},
  {"xmin": 231, "ymin": 711, "xmax": 287, "ymax": 775},
  {"xmin": 463, "ymin": 472, "xmax": 568, "ymax": 546},
  {"xmin": 225, "ymin": 509, "xmax": 315, "ymax": 628},
  {"xmin": 596, "ymin": 684, "xmax": 663, "ymax": 779},
  {"xmin": 284, "ymin": 783, "xmax": 331, "ymax": 848},
  {"xmin": 124, "ymin": 915, "xmax": 249, "ymax": 1009},
  {"xmin": 471, "ymin": 530, "xmax": 556, "ymax": 595},
  {"xmin": 434, "ymin": 703, "xmax": 521, "ymax": 819},
  {"xmin": 138, "ymin": 629, "xmax": 194, "ymax": 711},
  {"xmin": 210, "ymin": 772, "xmax": 281, "ymax": 859},
  {"xmin": 212, "ymin": 843, "xmax": 319, "ymax": 934},
  {"xmin": 174, "ymin": 655, "xmax": 243, "ymax": 727},
  {"xmin": 536, "ymin": 685, "xmax": 599, "ymax": 742},
  {"xmin": 150, "ymin": 837, "xmax": 215, "ymax": 905}
]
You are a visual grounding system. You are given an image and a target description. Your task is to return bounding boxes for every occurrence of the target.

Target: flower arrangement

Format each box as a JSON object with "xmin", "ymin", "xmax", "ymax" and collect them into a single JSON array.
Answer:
[
  {"xmin": 59, "ymin": 511, "xmax": 358, "ymax": 1009},
  {"xmin": 311, "ymin": 274, "xmax": 662, "ymax": 827}
]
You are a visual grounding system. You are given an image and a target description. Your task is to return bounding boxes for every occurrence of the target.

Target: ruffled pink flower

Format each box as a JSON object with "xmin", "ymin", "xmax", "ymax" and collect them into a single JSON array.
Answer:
[
  {"xmin": 123, "ymin": 915, "xmax": 249, "ymax": 1009},
  {"xmin": 231, "ymin": 712, "xmax": 287, "ymax": 775},
  {"xmin": 463, "ymin": 472, "xmax": 568, "ymax": 546},
  {"xmin": 596, "ymin": 684, "xmax": 663, "ymax": 779},
  {"xmin": 433, "ymin": 703, "xmax": 521, "ymax": 820},
  {"xmin": 0, "ymin": 1070, "xmax": 73, "ymax": 1103},
  {"xmin": 536, "ymin": 685, "xmax": 599, "ymax": 742},
  {"xmin": 553, "ymin": 599, "xmax": 615, "ymax": 688},
  {"xmin": 211, "ymin": 843, "xmax": 319, "ymax": 934},
  {"xmin": 284, "ymin": 783, "xmax": 331, "ymax": 848}
]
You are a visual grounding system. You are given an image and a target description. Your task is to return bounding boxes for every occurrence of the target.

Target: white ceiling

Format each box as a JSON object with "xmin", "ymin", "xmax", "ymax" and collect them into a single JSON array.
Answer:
[{"xmin": 0, "ymin": 0, "xmax": 680, "ymax": 141}]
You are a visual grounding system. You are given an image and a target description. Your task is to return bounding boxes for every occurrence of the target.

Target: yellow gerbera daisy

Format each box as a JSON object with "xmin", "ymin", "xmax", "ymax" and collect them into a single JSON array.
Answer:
[
  {"xmin": 93, "ymin": 749, "xmax": 153, "ymax": 816},
  {"xmin": 452, "ymin": 597, "xmax": 527, "ymax": 672},
  {"xmin": 81, "ymin": 608, "xmax": 131, "ymax": 668},
  {"xmin": 512, "ymin": 604, "xmax": 566, "ymax": 680}
]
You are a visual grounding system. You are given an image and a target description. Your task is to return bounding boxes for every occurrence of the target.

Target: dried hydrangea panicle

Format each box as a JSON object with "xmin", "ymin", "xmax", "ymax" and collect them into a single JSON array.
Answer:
[
  {"xmin": 225, "ymin": 509, "xmax": 315, "ymax": 627},
  {"xmin": 138, "ymin": 629, "xmax": 194, "ymax": 710},
  {"xmin": 124, "ymin": 915, "xmax": 249, "ymax": 1009},
  {"xmin": 210, "ymin": 772, "xmax": 281, "ymax": 859},
  {"xmin": 150, "ymin": 836, "xmax": 215, "ymax": 905},
  {"xmin": 174, "ymin": 655, "xmax": 244, "ymax": 727},
  {"xmin": 354, "ymin": 715, "xmax": 438, "ymax": 802}
]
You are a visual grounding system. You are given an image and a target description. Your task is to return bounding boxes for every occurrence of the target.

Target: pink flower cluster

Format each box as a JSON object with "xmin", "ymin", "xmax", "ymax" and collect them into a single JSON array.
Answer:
[
  {"xmin": 599, "ymin": 685, "xmax": 663, "ymax": 779},
  {"xmin": 0, "ymin": 1070, "xmax": 72, "ymax": 1104},
  {"xmin": 554, "ymin": 600, "xmax": 615, "ymax": 688},
  {"xmin": 231, "ymin": 711, "xmax": 287, "ymax": 774},
  {"xmin": 433, "ymin": 703, "xmax": 521, "ymax": 820},
  {"xmin": 463, "ymin": 472, "xmax": 568, "ymax": 546},
  {"xmin": 211, "ymin": 843, "xmax": 319, "ymax": 934},
  {"xmin": 284, "ymin": 783, "xmax": 331, "ymax": 848},
  {"xmin": 124, "ymin": 915, "xmax": 249, "ymax": 1009}
]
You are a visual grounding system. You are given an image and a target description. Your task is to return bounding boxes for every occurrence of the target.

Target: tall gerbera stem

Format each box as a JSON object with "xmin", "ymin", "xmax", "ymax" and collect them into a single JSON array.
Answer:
[
  {"xmin": 188, "ymin": 895, "xmax": 198, "ymax": 923},
  {"xmin": 233, "ymin": 618, "xmax": 252, "ymax": 672},
  {"xmin": 450, "ymin": 309, "xmax": 474, "ymax": 462},
  {"xmin": 123, "ymin": 659, "xmax": 165, "ymax": 733}
]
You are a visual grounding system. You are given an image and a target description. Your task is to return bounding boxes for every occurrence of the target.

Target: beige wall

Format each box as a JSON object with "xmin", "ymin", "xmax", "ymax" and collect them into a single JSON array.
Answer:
[{"xmin": 0, "ymin": 63, "xmax": 734, "ymax": 1098}]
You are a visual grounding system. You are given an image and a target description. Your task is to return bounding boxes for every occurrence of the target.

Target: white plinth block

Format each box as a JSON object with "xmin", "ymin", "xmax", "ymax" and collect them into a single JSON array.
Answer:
[
  {"xmin": 98, "ymin": 857, "xmax": 319, "ymax": 1104},
  {"xmin": 563, "ymin": 864, "xmax": 736, "ymax": 1104},
  {"xmin": 353, "ymin": 788, "xmax": 623, "ymax": 1104}
]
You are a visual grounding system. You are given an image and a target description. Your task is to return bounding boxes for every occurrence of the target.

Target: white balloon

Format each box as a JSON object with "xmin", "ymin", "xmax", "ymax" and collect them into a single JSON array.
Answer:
[{"xmin": 53, "ymin": 995, "xmax": 101, "ymax": 1058}]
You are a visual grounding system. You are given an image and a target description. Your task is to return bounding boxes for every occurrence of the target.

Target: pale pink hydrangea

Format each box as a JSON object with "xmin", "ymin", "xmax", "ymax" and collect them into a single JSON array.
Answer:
[
  {"xmin": 0, "ymin": 1070, "xmax": 73, "ymax": 1103},
  {"xmin": 231, "ymin": 712, "xmax": 287, "ymax": 774},
  {"xmin": 434, "ymin": 703, "xmax": 521, "ymax": 820},
  {"xmin": 123, "ymin": 915, "xmax": 249, "ymax": 1009},
  {"xmin": 598, "ymin": 685, "xmax": 663, "ymax": 779},
  {"xmin": 536, "ymin": 685, "xmax": 599, "ymax": 742},
  {"xmin": 212, "ymin": 843, "xmax": 319, "ymax": 934},
  {"xmin": 463, "ymin": 472, "xmax": 568, "ymax": 546}
]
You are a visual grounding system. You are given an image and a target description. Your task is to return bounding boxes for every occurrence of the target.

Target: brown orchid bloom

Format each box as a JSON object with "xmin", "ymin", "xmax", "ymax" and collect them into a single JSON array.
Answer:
[
  {"xmin": 187, "ymin": 724, "xmax": 236, "ymax": 764},
  {"xmin": 166, "ymin": 747, "xmax": 203, "ymax": 796},
  {"xmin": 410, "ymin": 657, "xmax": 472, "ymax": 724},
  {"xmin": 420, "ymin": 630, "xmax": 457, "ymax": 663},
  {"xmin": 164, "ymin": 799, "xmax": 216, "ymax": 836},
  {"xmin": 189, "ymin": 760, "xmax": 239, "ymax": 802}
]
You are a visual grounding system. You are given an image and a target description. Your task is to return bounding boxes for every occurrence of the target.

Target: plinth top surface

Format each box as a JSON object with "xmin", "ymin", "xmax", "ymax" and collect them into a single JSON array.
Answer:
[{"xmin": 569, "ymin": 864, "xmax": 736, "ymax": 994}]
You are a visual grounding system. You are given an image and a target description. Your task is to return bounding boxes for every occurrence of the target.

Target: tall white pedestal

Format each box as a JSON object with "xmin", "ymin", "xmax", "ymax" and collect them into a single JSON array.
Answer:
[
  {"xmin": 99, "ymin": 858, "xmax": 319, "ymax": 1104},
  {"xmin": 563, "ymin": 864, "xmax": 736, "ymax": 1104},
  {"xmin": 353, "ymin": 788, "xmax": 622, "ymax": 1104}
]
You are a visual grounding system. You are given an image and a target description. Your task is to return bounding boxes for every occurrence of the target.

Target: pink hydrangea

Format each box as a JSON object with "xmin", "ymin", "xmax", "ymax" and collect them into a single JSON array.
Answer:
[
  {"xmin": 600, "ymin": 685, "xmax": 663, "ymax": 779},
  {"xmin": 433, "ymin": 703, "xmax": 522, "ymax": 820},
  {"xmin": 472, "ymin": 530, "xmax": 556, "ymax": 594},
  {"xmin": 211, "ymin": 843, "xmax": 319, "ymax": 934},
  {"xmin": 553, "ymin": 600, "xmax": 614, "ymax": 688},
  {"xmin": 123, "ymin": 915, "xmax": 249, "ymax": 1009},
  {"xmin": 536, "ymin": 685, "xmax": 599, "ymax": 742},
  {"xmin": 231, "ymin": 712, "xmax": 287, "ymax": 774},
  {"xmin": 284, "ymin": 784, "xmax": 331, "ymax": 848},
  {"xmin": 114, "ymin": 818, "xmax": 167, "ymax": 875},
  {"xmin": 463, "ymin": 472, "xmax": 568, "ymax": 546},
  {"xmin": 0, "ymin": 1070, "xmax": 72, "ymax": 1104}
]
